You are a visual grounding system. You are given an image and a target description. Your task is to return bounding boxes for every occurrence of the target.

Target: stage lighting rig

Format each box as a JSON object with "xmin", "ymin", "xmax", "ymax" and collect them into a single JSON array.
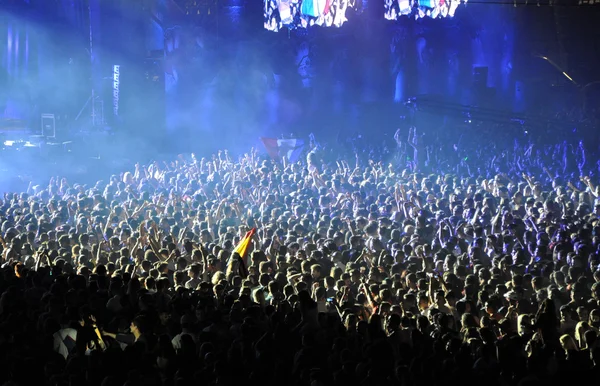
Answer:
[{"xmin": 179, "ymin": 0, "xmax": 219, "ymax": 16}]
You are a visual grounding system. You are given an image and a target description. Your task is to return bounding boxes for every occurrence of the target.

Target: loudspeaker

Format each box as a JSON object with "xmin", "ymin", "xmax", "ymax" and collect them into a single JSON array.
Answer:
[{"xmin": 41, "ymin": 113, "xmax": 55, "ymax": 138}]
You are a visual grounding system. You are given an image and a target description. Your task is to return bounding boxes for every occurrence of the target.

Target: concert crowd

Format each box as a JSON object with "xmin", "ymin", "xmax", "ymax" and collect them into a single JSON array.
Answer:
[{"xmin": 0, "ymin": 126, "xmax": 600, "ymax": 386}]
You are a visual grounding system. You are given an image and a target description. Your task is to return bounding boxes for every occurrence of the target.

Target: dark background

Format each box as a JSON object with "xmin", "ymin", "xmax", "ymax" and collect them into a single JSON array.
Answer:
[{"xmin": 0, "ymin": 0, "xmax": 599, "ymax": 156}]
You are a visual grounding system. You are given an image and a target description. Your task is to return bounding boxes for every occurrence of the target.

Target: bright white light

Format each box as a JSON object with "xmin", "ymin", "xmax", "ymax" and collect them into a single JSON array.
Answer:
[{"xmin": 113, "ymin": 65, "xmax": 120, "ymax": 117}]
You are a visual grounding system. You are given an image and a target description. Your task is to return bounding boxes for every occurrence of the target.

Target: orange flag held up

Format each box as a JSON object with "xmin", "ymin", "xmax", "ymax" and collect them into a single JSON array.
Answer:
[
  {"xmin": 234, "ymin": 228, "xmax": 257, "ymax": 261},
  {"xmin": 233, "ymin": 228, "xmax": 256, "ymax": 278}
]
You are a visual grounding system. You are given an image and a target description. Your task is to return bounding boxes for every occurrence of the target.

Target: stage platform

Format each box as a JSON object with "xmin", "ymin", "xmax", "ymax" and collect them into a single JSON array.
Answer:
[{"xmin": 0, "ymin": 128, "xmax": 135, "ymax": 193}]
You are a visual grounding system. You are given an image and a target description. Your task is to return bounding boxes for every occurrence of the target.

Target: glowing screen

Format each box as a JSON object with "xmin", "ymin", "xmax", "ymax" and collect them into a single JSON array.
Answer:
[
  {"xmin": 384, "ymin": 0, "xmax": 463, "ymax": 20},
  {"xmin": 264, "ymin": 0, "xmax": 359, "ymax": 32}
]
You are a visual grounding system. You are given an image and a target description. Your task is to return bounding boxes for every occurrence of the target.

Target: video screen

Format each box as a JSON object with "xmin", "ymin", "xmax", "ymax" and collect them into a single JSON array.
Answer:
[
  {"xmin": 264, "ymin": 0, "xmax": 359, "ymax": 32},
  {"xmin": 384, "ymin": 0, "xmax": 462, "ymax": 20}
]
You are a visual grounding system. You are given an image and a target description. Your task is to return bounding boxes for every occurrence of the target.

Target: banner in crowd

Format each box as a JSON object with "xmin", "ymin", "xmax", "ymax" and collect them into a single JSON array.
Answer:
[
  {"xmin": 260, "ymin": 137, "xmax": 305, "ymax": 162},
  {"xmin": 264, "ymin": 0, "xmax": 359, "ymax": 32}
]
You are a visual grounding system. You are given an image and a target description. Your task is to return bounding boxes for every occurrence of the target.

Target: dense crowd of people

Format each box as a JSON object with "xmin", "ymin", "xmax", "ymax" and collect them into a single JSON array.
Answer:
[{"xmin": 1, "ymin": 126, "xmax": 600, "ymax": 386}]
